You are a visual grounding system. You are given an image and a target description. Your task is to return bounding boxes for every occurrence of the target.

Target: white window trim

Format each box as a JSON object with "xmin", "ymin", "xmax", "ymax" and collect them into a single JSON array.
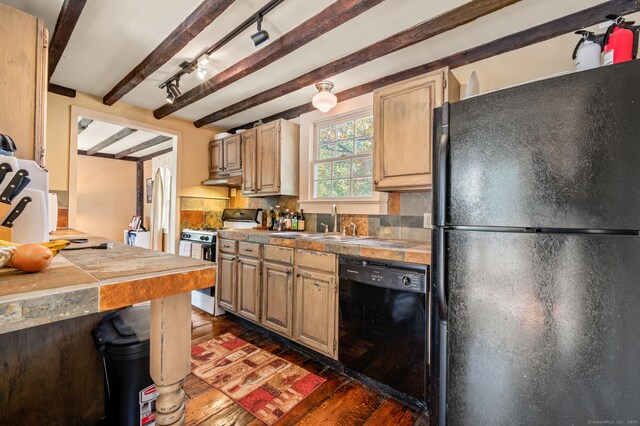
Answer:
[{"xmin": 298, "ymin": 94, "xmax": 388, "ymax": 215}]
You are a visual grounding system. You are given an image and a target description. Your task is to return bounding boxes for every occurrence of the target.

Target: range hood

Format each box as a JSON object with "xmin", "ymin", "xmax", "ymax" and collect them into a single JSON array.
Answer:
[{"xmin": 201, "ymin": 175, "xmax": 242, "ymax": 187}]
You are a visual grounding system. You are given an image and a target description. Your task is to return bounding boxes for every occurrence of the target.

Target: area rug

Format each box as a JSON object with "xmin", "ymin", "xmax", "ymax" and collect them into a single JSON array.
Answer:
[{"xmin": 191, "ymin": 333, "xmax": 326, "ymax": 425}]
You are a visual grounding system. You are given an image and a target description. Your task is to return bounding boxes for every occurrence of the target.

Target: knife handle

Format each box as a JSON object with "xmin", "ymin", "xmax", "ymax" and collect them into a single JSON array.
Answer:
[{"xmin": 2, "ymin": 196, "xmax": 32, "ymax": 227}]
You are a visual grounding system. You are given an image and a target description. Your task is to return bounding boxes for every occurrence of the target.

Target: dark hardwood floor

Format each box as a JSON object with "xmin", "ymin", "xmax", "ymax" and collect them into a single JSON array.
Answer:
[{"xmin": 186, "ymin": 308, "xmax": 430, "ymax": 425}]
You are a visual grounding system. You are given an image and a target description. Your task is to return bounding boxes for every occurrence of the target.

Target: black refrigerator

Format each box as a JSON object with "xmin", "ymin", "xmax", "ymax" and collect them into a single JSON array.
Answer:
[{"xmin": 431, "ymin": 60, "xmax": 640, "ymax": 426}]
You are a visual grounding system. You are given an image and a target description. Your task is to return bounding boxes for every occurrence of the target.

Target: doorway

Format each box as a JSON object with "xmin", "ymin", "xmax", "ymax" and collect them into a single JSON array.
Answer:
[{"xmin": 68, "ymin": 106, "xmax": 179, "ymax": 253}]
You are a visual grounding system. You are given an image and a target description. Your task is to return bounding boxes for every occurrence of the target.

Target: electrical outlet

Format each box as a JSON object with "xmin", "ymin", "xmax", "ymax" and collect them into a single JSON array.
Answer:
[{"xmin": 424, "ymin": 213, "xmax": 432, "ymax": 228}]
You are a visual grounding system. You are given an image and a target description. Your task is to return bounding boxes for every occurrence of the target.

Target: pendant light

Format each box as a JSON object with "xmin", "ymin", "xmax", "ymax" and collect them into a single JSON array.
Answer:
[{"xmin": 312, "ymin": 81, "xmax": 337, "ymax": 113}]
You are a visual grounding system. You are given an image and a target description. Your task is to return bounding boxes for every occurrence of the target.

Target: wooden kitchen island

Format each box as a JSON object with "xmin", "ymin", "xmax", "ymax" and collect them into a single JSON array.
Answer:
[{"xmin": 0, "ymin": 235, "xmax": 215, "ymax": 425}]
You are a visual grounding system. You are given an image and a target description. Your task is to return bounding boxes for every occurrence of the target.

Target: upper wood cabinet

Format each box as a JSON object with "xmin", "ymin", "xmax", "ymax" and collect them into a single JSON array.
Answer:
[
  {"xmin": 223, "ymin": 135, "xmax": 242, "ymax": 174},
  {"xmin": 241, "ymin": 129, "xmax": 257, "ymax": 194},
  {"xmin": 373, "ymin": 68, "xmax": 459, "ymax": 191},
  {"xmin": 209, "ymin": 140, "xmax": 223, "ymax": 175},
  {"xmin": 208, "ymin": 135, "xmax": 241, "ymax": 179},
  {"xmin": 0, "ymin": 3, "xmax": 47, "ymax": 167},
  {"xmin": 242, "ymin": 119, "xmax": 299, "ymax": 197}
]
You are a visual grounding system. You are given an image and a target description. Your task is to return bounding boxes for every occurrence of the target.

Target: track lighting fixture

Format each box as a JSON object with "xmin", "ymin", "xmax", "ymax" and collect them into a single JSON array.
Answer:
[
  {"xmin": 195, "ymin": 54, "xmax": 211, "ymax": 80},
  {"xmin": 312, "ymin": 81, "xmax": 337, "ymax": 113},
  {"xmin": 250, "ymin": 14, "xmax": 269, "ymax": 47},
  {"xmin": 165, "ymin": 78, "xmax": 181, "ymax": 104}
]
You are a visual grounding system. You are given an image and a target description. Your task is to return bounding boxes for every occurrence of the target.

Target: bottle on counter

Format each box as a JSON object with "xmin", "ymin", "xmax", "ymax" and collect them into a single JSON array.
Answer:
[
  {"xmin": 274, "ymin": 205, "xmax": 280, "ymax": 231},
  {"xmin": 267, "ymin": 207, "xmax": 274, "ymax": 229},
  {"xmin": 292, "ymin": 211, "xmax": 298, "ymax": 231},
  {"xmin": 284, "ymin": 209, "xmax": 291, "ymax": 230},
  {"xmin": 298, "ymin": 209, "xmax": 305, "ymax": 232}
]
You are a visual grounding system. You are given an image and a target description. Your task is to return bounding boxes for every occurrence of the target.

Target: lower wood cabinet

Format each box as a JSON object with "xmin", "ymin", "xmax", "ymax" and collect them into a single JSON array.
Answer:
[
  {"xmin": 261, "ymin": 261, "xmax": 294, "ymax": 337},
  {"xmin": 217, "ymin": 252, "xmax": 237, "ymax": 312},
  {"xmin": 293, "ymin": 268, "xmax": 337, "ymax": 358},
  {"xmin": 237, "ymin": 257, "xmax": 261, "ymax": 322}
]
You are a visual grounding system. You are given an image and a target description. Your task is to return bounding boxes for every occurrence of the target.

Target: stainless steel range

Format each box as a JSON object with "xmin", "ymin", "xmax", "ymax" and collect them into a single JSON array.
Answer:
[
  {"xmin": 179, "ymin": 208, "xmax": 262, "ymax": 316},
  {"xmin": 179, "ymin": 227, "xmax": 225, "ymax": 316}
]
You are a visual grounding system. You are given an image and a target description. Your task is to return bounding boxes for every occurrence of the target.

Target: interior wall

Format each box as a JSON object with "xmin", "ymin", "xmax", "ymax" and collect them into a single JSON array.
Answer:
[
  {"xmin": 45, "ymin": 91, "xmax": 227, "ymax": 200},
  {"xmin": 76, "ymin": 155, "xmax": 136, "ymax": 241}
]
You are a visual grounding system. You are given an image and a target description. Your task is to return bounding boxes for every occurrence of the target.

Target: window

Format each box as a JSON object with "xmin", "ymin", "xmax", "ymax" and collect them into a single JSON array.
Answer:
[{"xmin": 313, "ymin": 113, "xmax": 374, "ymax": 199}]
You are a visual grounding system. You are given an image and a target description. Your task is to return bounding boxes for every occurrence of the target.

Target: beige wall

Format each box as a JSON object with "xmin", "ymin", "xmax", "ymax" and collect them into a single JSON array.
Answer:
[
  {"xmin": 46, "ymin": 91, "xmax": 228, "ymax": 200},
  {"xmin": 76, "ymin": 155, "xmax": 136, "ymax": 241}
]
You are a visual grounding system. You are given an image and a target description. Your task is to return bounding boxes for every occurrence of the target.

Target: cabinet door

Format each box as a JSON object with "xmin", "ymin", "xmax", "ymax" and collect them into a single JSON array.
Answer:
[
  {"xmin": 209, "ymin": 140, "xmax": 223, "ymax": 176},
  {"xmin": 256, "ymin": 121, "xmax": 280, "ymax": 195},
  {"xmin": 237, "ymin": 257, "xmax": 261, "ymax": 323},
  {"xmin": 373, "ymin": 71, "xmax": 444, "ymax": 191},
  {"xmin": 262, "ymin": 261, "xmax": 293, "ymax": 337},
  {"xmin": 294, "ymin": 268, "xmax": 337, "ymax": 358},
  {"xmin": 217, "ymin": 252, "xmax": 236, "ymax": 312},
  {"xmin": 241, "ymin": 129, "xmax": 257, "ymax": 195},
  {"xmin": 0, "ymin": 4, "xmax": 47, "ymax": 166},
  {"xmin": 223, "ymin": 135, "xmax": 242, "ymax": 174}
]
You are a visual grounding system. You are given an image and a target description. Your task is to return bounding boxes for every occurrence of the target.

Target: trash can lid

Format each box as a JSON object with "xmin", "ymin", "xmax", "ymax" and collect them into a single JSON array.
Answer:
[{"xmin": 92, "ymin": 306, "xmax": 151, "ymax": 357}]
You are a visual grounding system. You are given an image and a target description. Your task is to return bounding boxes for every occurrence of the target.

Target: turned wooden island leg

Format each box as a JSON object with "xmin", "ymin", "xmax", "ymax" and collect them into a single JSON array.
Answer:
[{"xmin": 150, "ymin": 292, "xmax": 192, "ymax": 426}]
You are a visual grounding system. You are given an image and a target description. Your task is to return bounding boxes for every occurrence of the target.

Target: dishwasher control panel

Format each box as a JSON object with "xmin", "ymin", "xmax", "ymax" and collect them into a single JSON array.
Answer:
[{"xmin": 339, "ymin": 256, "xmax": 427, "ymax": 293}]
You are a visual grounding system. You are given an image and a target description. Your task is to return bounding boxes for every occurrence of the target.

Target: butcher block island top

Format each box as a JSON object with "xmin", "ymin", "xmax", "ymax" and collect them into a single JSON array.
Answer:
[{"xmin": 0, "ymin": 234, "xmax": 216, "ymax": 335}]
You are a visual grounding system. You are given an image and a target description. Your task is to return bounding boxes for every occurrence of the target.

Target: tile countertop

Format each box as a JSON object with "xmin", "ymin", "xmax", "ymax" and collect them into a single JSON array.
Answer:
[
  {"xmin": 0, "ymin": 234, "xmax": 215, "ymax": 335},
  {"xmin": 217, "ymin": 229, "xmax": 431, "ymax": 265}
]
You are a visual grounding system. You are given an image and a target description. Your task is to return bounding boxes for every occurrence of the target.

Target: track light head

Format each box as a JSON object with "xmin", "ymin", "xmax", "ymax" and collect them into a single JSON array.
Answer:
[
  {"xmin": 251, "ymin": 14, "xmax": 269, "ymax": 47},
  {"xmin": 165, "ymin": 79, "xmax": 181, "ymax": 104}
]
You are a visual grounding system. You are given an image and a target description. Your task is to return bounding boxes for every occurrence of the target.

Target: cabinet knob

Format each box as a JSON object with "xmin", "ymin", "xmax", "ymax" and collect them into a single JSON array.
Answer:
[
  {"xmin": 374, "ymin": 180, "xmax": 378, "ymax": 185},
  {"xmin": 296, "ymin": 273, "xmax": 301, "ymax": 277}
]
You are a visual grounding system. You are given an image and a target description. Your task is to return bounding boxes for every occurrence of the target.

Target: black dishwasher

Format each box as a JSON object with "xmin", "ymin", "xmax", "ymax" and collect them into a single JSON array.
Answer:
[{"xmin": 338, "ymin": 256, "xmax": 429, "ymax": 406}]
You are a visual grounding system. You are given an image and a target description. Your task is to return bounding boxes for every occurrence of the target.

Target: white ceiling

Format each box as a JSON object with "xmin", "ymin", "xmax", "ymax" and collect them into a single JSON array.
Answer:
[
  {"xmin": 2, "ymin": 0, "xmax": 632, "ymax": 130},
  {"xmin": 77, "ymin": 117, "xmax": 174, "ymax": 159}
]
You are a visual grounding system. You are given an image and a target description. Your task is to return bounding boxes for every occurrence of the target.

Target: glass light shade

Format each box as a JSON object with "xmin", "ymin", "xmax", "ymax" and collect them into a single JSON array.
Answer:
[{"xmin": 312, "ymin": 90, "xmax": 337, "ymax": 113}]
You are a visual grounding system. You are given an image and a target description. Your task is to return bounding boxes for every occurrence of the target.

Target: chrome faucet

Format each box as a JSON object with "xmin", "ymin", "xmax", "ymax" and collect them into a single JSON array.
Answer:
[
  {"xmin": 332, "ymin": 204, "xmax": 338, "ymax": 233},
  {"xmin": 320, "ymin": 223, "xmax": 329, "ymax": 234},
  {"xmin": 349, "ymin": 223, "xmax": 357, "ymax": 236}
]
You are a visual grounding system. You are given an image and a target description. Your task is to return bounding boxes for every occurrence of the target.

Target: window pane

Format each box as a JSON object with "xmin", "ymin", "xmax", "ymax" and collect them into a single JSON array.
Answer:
[
  {"xmin": 355, "ymin": 136, "xmax": 373, "ymax": 154},
  {"xmin": 332, "ymin": 159, "xmax": 351, "ymax": 178},
  {"xmin": 332, "ymin": 179, "xmax": 351, "ymax": 197},
  {"xmin": 336, "ymin": 120, "xmax": 355, "ymax": 140},
  {"xmin": 318, "ymin": 143, "xmax": 334, "ymax": 160},
  {"xmin": 319, "ymin": 125, "xmax": 336, "ymax": 144},
  {"xmin": 314, "ymin": 180, "xmax": 331, "ymax": 198},
  {"xmin": 355, "ymin": 116, "xmax": 373, "ymax": 137},
  {"xmin": 352, "ymin": 158, "xmax": 372, "ymax": 177},
  {"xmin": 335, "ymin": 139, "xmax": 354, "ymax": 157},
  {"xmin": 314, "ymin": 163, "xmax": 331, "ymax": 180},
  {"xmin": 352, "ymin": 178, "xmax": 372, "ymax": 197}
]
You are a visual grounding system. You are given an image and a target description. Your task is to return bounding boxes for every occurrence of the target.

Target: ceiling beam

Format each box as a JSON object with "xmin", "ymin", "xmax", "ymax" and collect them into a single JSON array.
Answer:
[
  {"xmin": 194, "ymin": 0, "xmax": 522, "ymax": 127},
  {"xmin": 102, "ymin": 0, "xmax": 237, "ymax": 106},
  {"xmin": 153, "ymin": 0, "xmax": 387, "ymax": 119},
  {"xmin": 138, "ymin": 147, "xmax": 173, "ymax": 162},
  {"xmin": 229, "ymin": 0, "xmax": 640, "ymax": 132},
  {"xmin": 77, "ymin": 150, "xmax": 138, "ymax": 162},
  {"xmin": 114, "ymin": 136, "xmax": 173, "ymax": 159},
  {"xmin": 86, "ymin": 128, "xmax": 137, "ymax": 156},
  {"xmin": 77, "ymin": 118, "xmax": 93, "ymax": 134},
  {"xmin": 48, "ymin": 0, "xmax": 88, "ymax": 79},
  {"xmin": 48, "ymin": 83, "xmax": 76, "ymax": 98}
]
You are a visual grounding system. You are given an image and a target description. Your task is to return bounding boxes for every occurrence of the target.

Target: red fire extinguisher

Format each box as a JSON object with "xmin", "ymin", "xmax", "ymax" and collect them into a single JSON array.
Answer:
[{"xmin": 603, "ymin": 15, "xmax": 639, "ymax": 65}]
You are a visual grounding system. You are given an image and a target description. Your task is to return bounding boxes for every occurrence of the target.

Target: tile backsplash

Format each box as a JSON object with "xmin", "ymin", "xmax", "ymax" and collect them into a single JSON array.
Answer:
[{"xmin": 179, "ymin": 190, "xmax": 432, "ymax": 243}]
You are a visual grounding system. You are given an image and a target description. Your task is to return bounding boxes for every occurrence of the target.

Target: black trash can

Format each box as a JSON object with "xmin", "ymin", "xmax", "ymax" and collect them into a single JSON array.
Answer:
[{"xmin": 92, "ymin": 306, "xmax": 158, "ymax": 426}]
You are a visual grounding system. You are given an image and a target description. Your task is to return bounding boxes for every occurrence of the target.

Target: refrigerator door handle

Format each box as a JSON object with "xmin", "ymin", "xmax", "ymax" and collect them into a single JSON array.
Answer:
[
  {"xmin": 434, "ymin": 103, "xmax": 449, "ymax": 227},
  {"xmin": 436, "ymin": 227, "xmax": 448, "ymax": 319}
]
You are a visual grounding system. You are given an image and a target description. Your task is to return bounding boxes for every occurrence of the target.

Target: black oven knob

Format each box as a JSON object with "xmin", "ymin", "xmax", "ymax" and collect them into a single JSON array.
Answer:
[
  {"xmin": 200, "ymin": 236, "xmax": 207, "ymax": 241},
  {"xmin": 402, "ymin": 275, "xmax": 412, "ymax": 286},
  {"xmin": 185, "ymin": 234, "xmax": 191, "ymax": 239}
]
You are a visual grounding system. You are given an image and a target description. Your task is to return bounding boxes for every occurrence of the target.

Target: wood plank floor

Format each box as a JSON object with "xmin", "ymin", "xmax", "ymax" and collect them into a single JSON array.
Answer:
[{"xmin": 186, "ymin": 308, "xmax": 430, "ymax": 426}]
